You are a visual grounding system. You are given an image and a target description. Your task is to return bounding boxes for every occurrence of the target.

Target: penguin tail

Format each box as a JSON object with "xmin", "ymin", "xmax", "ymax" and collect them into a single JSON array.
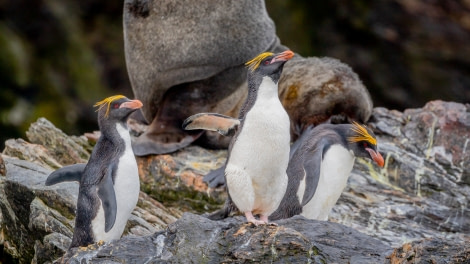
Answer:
[
  {"xmin": 203, "ymin": 165, "xmax": 226, "ymax": 188},
  {"xmin": 206, "ymin": 197, "xmax": 239, "ymax": 220}
]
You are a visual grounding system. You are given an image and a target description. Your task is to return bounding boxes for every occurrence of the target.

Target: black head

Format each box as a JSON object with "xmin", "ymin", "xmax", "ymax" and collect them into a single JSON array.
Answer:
[
  {"xmin": 346, "ymin": 122, "xmax": 384, "ymax": 167},
  {"xmin": 245, "ymin": 50, "xmax": 294, "ymax": 83},
  {"xmin": 94, "ymin": 95, "xmax": 143, "ymax": 126}
]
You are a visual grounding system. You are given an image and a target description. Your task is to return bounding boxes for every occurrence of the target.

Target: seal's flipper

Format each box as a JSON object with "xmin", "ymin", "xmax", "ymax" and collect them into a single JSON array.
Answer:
[
  {"xmin": 183, "ymin": 113, "xmax": 240, "ymax": 136},
  {"xmin": 98, "ymin": 165, "xmax": 117, "ymax": 232},
  {"xmin": 45, "ymin": 163, "xmax": 87, "ymax": 186},
  {"xmin": 203, "ymin": 165, "xmax": 226, "ymax": 188},
  {"xmin": 129, "ymin": 108, "xmax": 149, "ymax": 125},
  {"xmin": 132, "ymin": 131, "xmax": 203, "ymax": 156}
]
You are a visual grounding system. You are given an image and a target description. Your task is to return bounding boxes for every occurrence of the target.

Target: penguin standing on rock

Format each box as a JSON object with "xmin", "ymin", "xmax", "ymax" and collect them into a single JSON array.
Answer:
[
  {"xmin": 45, "ymin": 95, "xmax": 143, "ymax": 248},
  {"xmin": 184, "ymin": 50, "xmax": 294, "ymax": 225},
  {"xmin": 185, "ymin": 120, "xmax": 384, "ymax": 221},
  {"xmin": 269, "ymin": 122, "xmax": 384, "ymax": 220}
]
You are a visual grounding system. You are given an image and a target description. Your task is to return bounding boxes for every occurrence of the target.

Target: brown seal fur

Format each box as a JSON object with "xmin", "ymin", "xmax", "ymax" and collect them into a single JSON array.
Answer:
[
  {"xmin": 124, "ymin": 0, "xmax": 282, "ymax": 155},
  {"xmin": 124, "ymin": 0, "xmax": 372, "ymax": 154},
  {"xmin": 279, "ymin": 56, "xmax": 373, "ymax": 140}
]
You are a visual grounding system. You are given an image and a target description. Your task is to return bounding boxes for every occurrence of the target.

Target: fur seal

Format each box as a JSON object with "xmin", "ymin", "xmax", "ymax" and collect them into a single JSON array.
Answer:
[
  {"xmin": 124, "ymin": 0, "xmax": 284, "ymax": 155},
  {"xmin": 279, "ymin": 56, "xmax": 373, "ymax": 139},
  {"xmin": 124, "ymin": 0, "xmax": 372, "ymax": 155}
]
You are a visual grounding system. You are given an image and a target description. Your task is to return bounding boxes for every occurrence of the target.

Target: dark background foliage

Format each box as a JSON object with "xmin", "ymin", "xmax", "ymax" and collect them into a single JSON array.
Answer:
[{"xmin": 1, "ymin": 0, "xmax": 469, "ymax": 149}]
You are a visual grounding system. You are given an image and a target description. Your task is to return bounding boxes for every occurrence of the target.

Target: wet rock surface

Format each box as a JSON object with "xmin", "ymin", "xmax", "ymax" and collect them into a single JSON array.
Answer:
[{"xmin": 1, "ymin": 100, "xmax": 470, "ymax": 263}]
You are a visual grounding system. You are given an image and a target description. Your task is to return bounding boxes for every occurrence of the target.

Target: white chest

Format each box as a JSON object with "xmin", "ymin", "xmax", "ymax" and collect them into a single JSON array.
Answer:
[
  {"xmin": 230, "ymin": 77, "xmax": 290, "ymax": 178},
  {"xmin": 92, "ymin": 123, "xmax": 140, "ymax": 241},
  {"xmin": 226, "ymin": 77, "xmax": 290, "ymax": 214},
  {"xmin": 301, "ymin": 144, "xmax": 355, "ymax": 220}
]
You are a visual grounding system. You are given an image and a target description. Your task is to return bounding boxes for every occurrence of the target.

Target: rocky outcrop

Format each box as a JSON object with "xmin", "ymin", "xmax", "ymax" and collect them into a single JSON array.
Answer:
[
  {"xmin": 60, "ymin": 213, "xmax": 393, "ymax": 263},
  {"xmin": 389, "ymin": 238, "xmax": 470, "ymax": 263},
  {"xmin": 59, "ymin": 213, "xmax": 470, "ymax": 263},
  {"xmin": 136, "ymin": 146, "xmax": 228, "ymax": 213},
  {"xmin": 0, "ymin": 118, "xmax": 182, "ymax": 263},
  {"xmin": 330, "ymin": 100, "xmax": 470, "ymax": 247},
  {"xmin": 0, "ymin": 156, "xmax": 182, "ymax": 264},
  {"xmin": 1, "ymin": 100, "xmax": 470, "ymax": 263}
]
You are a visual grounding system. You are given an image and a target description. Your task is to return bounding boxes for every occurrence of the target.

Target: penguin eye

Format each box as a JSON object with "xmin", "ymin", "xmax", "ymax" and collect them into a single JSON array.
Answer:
[
  {"xmin": 113, "ymin": 103, "xmax": 119, "ymax": 109},
  {"xmin": 363, "ymin": 142, "xmax": 368, "ymax": 148},
  {"xmin": 264, "ymin": 60, "xmax": 270, "ymax": 65}
]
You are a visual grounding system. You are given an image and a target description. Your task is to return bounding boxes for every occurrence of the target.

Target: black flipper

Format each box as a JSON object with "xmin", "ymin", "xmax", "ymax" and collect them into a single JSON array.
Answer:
[
  {"xmin": 98, "ymin": 164, "xmax": 117, "ymax": 232},
  {"xmin": 301, "ymin": 143, "xmax": 324, "ymax": 206},
  {"xmin": 45, "ymin": 163, "xmax": 87, "ymax": 186},
  {"xmin": 203, "ymin": 165, "xmax": 226, "ymax": 188},
  {"xmin": 289, "ymin": 125, "xmax": 315, "ymax": 160}
]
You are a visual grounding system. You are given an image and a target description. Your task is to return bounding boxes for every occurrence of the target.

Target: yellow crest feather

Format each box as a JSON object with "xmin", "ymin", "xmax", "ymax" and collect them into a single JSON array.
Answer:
[
  {"xmin": 94, "ymin": 95, "xmax": 126, "ymax": 117},
  {"xmin": 245, "ymin": 52, "xmax": 274, "ymax": 72},
  {"xmin": 347, "ymin": 121, "xmax": 377, "ymax": 145}
]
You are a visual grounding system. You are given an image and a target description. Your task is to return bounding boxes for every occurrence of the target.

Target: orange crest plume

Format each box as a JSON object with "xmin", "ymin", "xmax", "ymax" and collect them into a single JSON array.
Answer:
[
  {"xmin": 347, "ymin": 121, "xmax": 377, "ymax": 145},
  {"xmin": 94, "ymin": 95, "xmax": 126, "ymax": 117},
  {"xmin": 245, "ymin": 52, "xmax": 274, "ymax": 72}
]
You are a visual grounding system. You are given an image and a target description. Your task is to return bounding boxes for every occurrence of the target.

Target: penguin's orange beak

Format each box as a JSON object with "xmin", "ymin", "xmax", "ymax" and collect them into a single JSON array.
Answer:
[
  {"xmin": 270, "ymin": 50, "xmax": 294, "ymax": 64},
  {"xmin": 120, "ymin": 99, "xmax": 143, "ymax": 110},
  {"xmin": 365, "ymin": 148, "xmax": 384, "ymax": 167}
]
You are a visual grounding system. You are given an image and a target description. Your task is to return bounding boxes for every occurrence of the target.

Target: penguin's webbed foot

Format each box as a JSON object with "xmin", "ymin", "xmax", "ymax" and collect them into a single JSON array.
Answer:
[
  {"xmin": 245, "ymin": 212, "xmax": 267, "ymax": 226},
  {"xmin": 260, "ymin": 215, "xmax": 277, "ymax": 226}
]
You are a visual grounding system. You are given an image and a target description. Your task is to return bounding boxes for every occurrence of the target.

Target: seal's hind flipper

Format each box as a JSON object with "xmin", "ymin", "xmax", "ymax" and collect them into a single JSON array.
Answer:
[{"xmin": 183, "ymin": 113, "xmax": 240, "ymax": 136}]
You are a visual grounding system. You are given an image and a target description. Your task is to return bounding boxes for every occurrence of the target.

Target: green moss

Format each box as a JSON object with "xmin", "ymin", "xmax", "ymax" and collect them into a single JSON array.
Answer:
[{"xmin": 141, "ymin": 183, "xmax": 224, "ymax": 213}]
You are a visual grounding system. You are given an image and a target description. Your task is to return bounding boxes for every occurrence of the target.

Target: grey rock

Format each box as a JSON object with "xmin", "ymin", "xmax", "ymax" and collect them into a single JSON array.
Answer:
[
  {"xmin": 0, "ymin": 155, "xmax": 181, "ymax": 264},
  {"xmin": 2, "ymin": 118, "xmax": 92, "ymax": 170},
  {"xmin": 26, "ymin": 117, "xmax": 91, "ymax": 165},
  {"xmin": 330, "ymin": 100, "xmax": 470, "ymax": 247},
  {"xmin": 62, "ymin": 213, "xmax": 392, "ymax": 263},
  {"xmin": 388, "ymin": 238, "xmax": 470, "ymax": 263},
  {"xmin": 136, "ymin": 145, "xmax": 228, "ymax": 213},
  {"xmin": 2, "ymin": 100, "xmax": 470, "ymax": 263},
  {"xmin": 3, "ymin": 138, "xmax": 63, "ymax": 170},
  {"xmin": 0, "ymin": 154, "xmax": 5, "ymax": 176},
  {"xmin": 0, "ymin": 157, "xmax": 66, "ymax": 263}
]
